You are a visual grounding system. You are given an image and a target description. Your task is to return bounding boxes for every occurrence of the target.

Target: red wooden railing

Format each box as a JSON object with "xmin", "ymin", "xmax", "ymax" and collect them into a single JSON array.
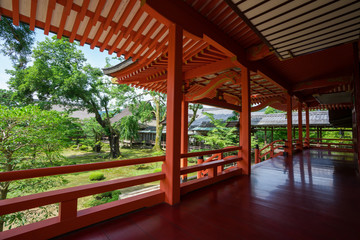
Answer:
[
  {"xmin": 255, "ymin": 140, "xmax": 286, "ymax": 164},
  {"xmin": 180, "ymin": 146, "xmax": 242, "ymax": 195},
  {"xmin": 255, "ymin": 138, "xmax": 354, "ymax": 164},
  {"xmin": 308, "ymin": 138, "xmax": 354, "ymax": 152},
  {"xmin": 0, "ymin": 156, "xmax": 166, "ymax": 240},
  {"xmin": 0, "ymin": 146, "xmax": 244, "ymax": 240}
]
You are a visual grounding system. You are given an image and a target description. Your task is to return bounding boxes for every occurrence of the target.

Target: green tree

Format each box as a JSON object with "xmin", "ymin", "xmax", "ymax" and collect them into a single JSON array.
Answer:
[
  {"xmin": 0, "ymin": 16, "xmax": 34, "ymax": 70},
  {"xmin": 129, "ymin": 92, "xmax": 166, "ymax": 151},
  {"xmin": 0, "ymin": 105, "xmax": 70, "ymax": 231},
  {"xmin": 0, "ymin": 89, "xmax": 17, "ymax": 107},
  {"xmin": 194, "ymin": 112, "xmax": 238, "ymax": 149},
  {"xmin": 189, "ymin": 104, "xmax": 203, "ymax": 127},
  {"xmin": 8, "ymin": 36, "xmax": 134, "ymax": 158},
  {"xmin": 265, "ymin": 107, "xmax": 283, "ymax": 114},
  {"xmin": 82, "ymin": 118, "xmax": 105, "ymax": 152},
  {"xmin": 117, "ymin": 115, "xmax": 139, "ymax": 147}
]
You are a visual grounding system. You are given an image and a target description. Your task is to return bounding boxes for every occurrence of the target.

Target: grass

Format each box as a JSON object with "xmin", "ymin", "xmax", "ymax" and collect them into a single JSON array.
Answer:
[{"xmin": 52, "ymin": 147, "xmax": 165, "ymax": 209}]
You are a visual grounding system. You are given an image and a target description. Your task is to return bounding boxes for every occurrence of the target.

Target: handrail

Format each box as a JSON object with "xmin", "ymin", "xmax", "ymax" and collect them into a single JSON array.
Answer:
[
  {"xmin": 309, "ymin": 138, "xmax": 353, "ymax": 141},
  {"xmin": 0, "ymin": 156, "xmax": 165, "ymax": 182},
  {"xmin": 181, "ymin": 146, "xmax": 241, "ymax": 158},
  {"xmin": 259, "ymin": 140, "xmax": 284, "ymax": 152},
  {"xmin": 0, "ymin": 172, "xmax": 165, "ymax": 216},
  {"xmin": 255, "ymin": 140, "xmax": 286, "ymax": 164},
  {"xmin": 180, "ymin": 157, "xmax": 241, "ymax": 175}
]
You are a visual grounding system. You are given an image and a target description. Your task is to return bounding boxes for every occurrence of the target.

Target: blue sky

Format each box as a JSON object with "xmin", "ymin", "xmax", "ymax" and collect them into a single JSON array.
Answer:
[{"xmin": 0, "ymin": 28, "xmax": 119, "ymax": 89}]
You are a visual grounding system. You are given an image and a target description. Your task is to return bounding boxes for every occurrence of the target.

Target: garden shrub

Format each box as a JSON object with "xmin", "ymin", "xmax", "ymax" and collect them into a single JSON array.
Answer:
[
  {"xmin": 89, "ymin": 171, "xmax": 105, "ymax": 181},
  {"xmin": 79, "ymin": 145, "xmax": 89, "ymax": 151},
  {"xmin": 153, "ymin": 168, "xmax": 162, "ymax": 173},
  {"xmin": 86, "ymin": 190, "xmax": 121, "ymax": 207}
]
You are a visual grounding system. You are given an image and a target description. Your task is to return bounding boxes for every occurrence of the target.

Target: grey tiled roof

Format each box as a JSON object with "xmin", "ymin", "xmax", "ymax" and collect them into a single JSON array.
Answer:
[
  {"xmin": 110, "ymin": 108, "xmax": 132, "ymax": 124},
  {"xmin": 189, "ymin": 108, "xmax": 330, "ymax": 130}
]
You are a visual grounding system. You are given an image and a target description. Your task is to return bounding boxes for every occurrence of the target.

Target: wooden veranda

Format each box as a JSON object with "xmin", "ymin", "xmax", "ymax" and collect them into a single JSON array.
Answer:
[
  {"xmin": 54, "ymin": 149, "xmax": 360, "ymax": 240},
  {"xmin": 0, "ymin": 1, "xmax": 359, "ymax": 239}
]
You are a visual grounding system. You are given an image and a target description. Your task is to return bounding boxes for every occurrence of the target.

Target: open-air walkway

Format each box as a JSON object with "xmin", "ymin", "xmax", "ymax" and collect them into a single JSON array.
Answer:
[{"xmin": 56, "ymin": 149, "xmax": 360, "ymax": 240}]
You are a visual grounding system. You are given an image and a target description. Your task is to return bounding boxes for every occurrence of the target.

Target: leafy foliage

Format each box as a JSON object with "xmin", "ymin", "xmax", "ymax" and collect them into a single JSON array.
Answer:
[
  {"xmin": 0, "ymin": 16, "xmax": 34, "ymax": 70},
  {"xmin": 89, "ymin": 172, "xmax": 105, "ymax": 181},
  {"xmin": 8, "ymin": 36, "xmax": 135, "ymax": 158},
  {"xmin": 194, "ymin": 112, "xmax": 238, "ymax": 149},
  {"xmin": 0, "ymin": 105, "xmax": 70, "ymax": 231},
  {"xmin": 117, "ymin": 115, "xmax": 139, "ymax": 147},
  {"xmin": 265, "ymin": 107, "xmax": 284, "ymax": 114},
  {"xmin": 86, "ymin": 190, "xmax": 121, "ymax": 208}
]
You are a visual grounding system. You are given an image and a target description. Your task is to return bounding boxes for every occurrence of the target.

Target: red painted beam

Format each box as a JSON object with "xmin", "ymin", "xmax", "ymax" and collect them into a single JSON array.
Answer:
[
  {"xmin": 180, "ymin": 99, "xmax": 188, "ymax": 181},
  {"xmin": 293, "ymin": 75, "xmax": 352, "ymax": 92},
  {"xmin": 29, "ymin": 0, "xmax": 38, "ymax": 31},
  {"xmin": 191, "ymin": 97, "xmax": 241, "ymax": 112},
  {"xmin": 44, "ymin": 0, "xmax": 56, "ymax": 35},
  {"xmin": 162, "ymin": 24, "xmax": 183, "ymax": 205},
  {"xmin": 239, "ymin": 66, "xmax": 251, "ymax": 175},
  {"xmin": 57, "ymin": 0, "xmax": 72, "ymax": 39},
  {"xmin": 286, "ymin": 94, "xmax": 293, "ymax": 156},
  {"xmin": 12, "ymin": 0, "xmax": 19, "ymax": 25},
  {"xmin": 184, "ymin": 57, "xmax": 237, "ymax": 80},
  {"xmin": 0, "ymin": 156, "xmax": 165, "ymax": 182},
  {"xmin": 0, "ymin": 172, "xmax": 165, "ymax": 216}
]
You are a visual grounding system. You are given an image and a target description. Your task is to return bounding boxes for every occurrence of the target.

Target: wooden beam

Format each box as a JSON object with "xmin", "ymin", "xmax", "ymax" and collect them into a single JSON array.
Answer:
[
  {"xmin": 286, "ymin": 94, "xmax": 293, "ymax": 156},
  {"xmin": 29, "ymin": 0, "xmax": 38, "ymax": 31},
  {"xmin": 293, "ymin": 75, "xmax": 352, "ymax": 92},
  {"xmin": 353, "ymin": 42, "xmax": 360, "ymax": 171},
  {"xmin": 57, "ymin": 0, "xmax": 72, "ymax": 39},
  {"xmin": 191, "ymin": 98, "xmax": 241, "ymax": 112},
  {"xmin": 305, "ymin": 105, "xmax": 310, "ymax": 148},
  {"xmin": 180, "ymin": 99, "xmax": 188, "ymax": 181},
  {"xmin": 184, "ymin": 57, "xmax": 237, "ymax": 80},
  {"xmin": 142, "ymin": 0, "xmax": 291, "ymax": 91},
  {"xmin": 12, "ymin": 0, "xmax": 19, "ymax": 26},
  {"xmin": 298, "ymin": 101, "xmax": 303, "ymax": 150},
  {"xmin": 239, "ymin": 66, "xmax": 251, "ymax": 175},
  {"xmin": 44, "ymin": 0, "xmax": 56, "ymax": 35},
  {"xmin": 246, "ymin": 43, "xmax": 273, "ymax": 61},
  {"xmin": 69, "ymin": 0, "xmax": 90, "ymax": 42},
  {"xmin": 185, "ymin": 72, "xmax": 237, "ymax": 102},
  {"xmin": 162, "ymin": 24, "xmax": 183, "ymax": 205}
]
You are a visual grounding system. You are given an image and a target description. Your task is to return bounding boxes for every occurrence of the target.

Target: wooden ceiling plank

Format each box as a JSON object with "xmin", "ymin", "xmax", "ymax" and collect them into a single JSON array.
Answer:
[
  {"xmin": 114, "ymin": 0, "xmax": 138, "ymax": 34},
  {"xmin": 99, "ymin": 28, "xmax": 115, "ymax": 52},
  {"xmin": 132, "ymin": 25, "xmax": 166, "ymax": 60},
  {"xmin": 104, "ymin": 0, "xmax": 122, "ymax": 30},
  {"xmin": 30, "ymin": 0, "xmax": 38, "ymax": 30},
  {"xmin": 207, "ymin": 1, "xmax": 228, "ymax": 21},
  {"xmin": 122, "ymin": 9, "xmax": 145, "ymax": 41},
  {"xmin": 124, "ymin": 36, "xmax": 144, "ymax": 58},
  {"xmin": 80, "ymin": 0, "xmax": 107, "ymax": 46},
  {"xmin": 132, "ymin": 15, "xmax": 152, "ymax": 40},
  {"xmin": 69, "ymin": 0, "xmax": 90, "ymax": 42},
  {"xmin": 92, "ymin": 0, "xmax": 106, "ymax": 26}
]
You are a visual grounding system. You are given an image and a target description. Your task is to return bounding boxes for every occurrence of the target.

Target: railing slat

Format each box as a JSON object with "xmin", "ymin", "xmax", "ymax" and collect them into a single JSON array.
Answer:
[
  {"xmin": 0, "ymin": 172, "xmax": 165, "ymax": 216},
  {"xmin": 0, "ymin": 156, "xmax": 165, "ymax": 182},
  {"xmin": 180, "ymin": 156, "xmax": 241, "ymax": 175},
  {"xmin": 181, "ymin": 146, "xmax": 241, "ymax": 158}
]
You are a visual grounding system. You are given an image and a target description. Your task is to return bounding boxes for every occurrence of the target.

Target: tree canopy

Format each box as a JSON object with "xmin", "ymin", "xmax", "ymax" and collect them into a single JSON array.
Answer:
[{"xmin": 8, "ymin": 36, "xmax": 135, "ymax": 158}]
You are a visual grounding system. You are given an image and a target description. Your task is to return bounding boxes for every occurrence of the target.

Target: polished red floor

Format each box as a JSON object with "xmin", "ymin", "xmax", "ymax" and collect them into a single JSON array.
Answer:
[{"xmin": 55, "ymin": 149, "xmax": 360, "ymax": 240}]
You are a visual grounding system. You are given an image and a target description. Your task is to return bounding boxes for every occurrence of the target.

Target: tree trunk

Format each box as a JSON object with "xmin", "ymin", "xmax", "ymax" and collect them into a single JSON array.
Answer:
[
  {"xmin": 153, "ymin": 97, "xmax": 163, "ymax": 152},
  {"xmin": 109, "ymin": 132, "xmax": 120, "ymax": 158}
]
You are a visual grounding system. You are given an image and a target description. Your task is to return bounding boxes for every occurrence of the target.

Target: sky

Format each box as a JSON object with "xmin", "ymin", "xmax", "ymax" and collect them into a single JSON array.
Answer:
[{"xmin": 0, "ymin": 28, "xmax": 119, "ymax": 90}]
